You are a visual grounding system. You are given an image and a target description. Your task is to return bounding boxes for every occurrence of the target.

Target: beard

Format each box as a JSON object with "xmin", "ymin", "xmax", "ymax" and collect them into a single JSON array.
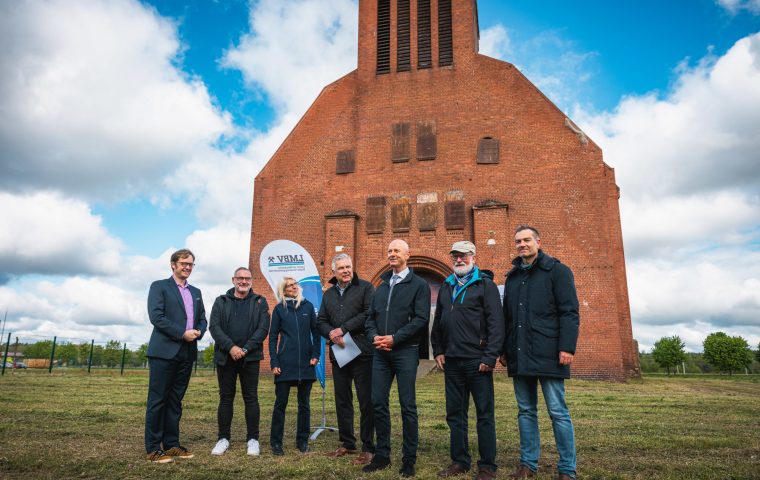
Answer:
[{"xmin": 453, "ymin": 263, "xmax": 474, "ymax": 277}]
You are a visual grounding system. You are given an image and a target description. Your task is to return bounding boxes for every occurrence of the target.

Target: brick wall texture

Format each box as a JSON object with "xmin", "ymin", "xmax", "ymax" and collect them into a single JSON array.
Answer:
[{"xmin": 249, "ymin": 0, "xmax": 640, "ymax": 380}]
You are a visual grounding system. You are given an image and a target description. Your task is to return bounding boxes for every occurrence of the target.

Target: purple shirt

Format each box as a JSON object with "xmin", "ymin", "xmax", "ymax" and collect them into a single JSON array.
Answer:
[{"xmin": 176, "ymin": 282, "xmax": 195, "ymax": 331}]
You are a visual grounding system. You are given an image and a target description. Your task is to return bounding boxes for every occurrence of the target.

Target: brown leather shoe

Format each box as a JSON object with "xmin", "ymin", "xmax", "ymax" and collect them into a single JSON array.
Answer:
[
  {"xmin": 437, "ymin": 463, "xmax": 469, "ymax": 477},
  {"xmin": 475, "ymin": 469, "xmax": 497, "ymax": 480},
  {"xmin": 326, "ymin": 446, "xmax": 357, "ymax": 458},
  {"xmin": 509, "ymin": 464, "xmax": 536, "ymax": 479},
  {"xmin": 352, "ymin": 451, "xmax": 374, "ymax": 465}
]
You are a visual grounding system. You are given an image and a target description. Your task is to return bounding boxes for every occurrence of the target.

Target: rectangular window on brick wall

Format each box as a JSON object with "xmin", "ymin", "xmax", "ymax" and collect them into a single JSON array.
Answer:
[
  {"xmin": 417, "ymin": 121, "xmax": 437, "ymax": 160},
  {"xmin": 477, "ymin": 138, "xmax": 499, "ymax": 164},
  {"xmin": 392, "ymin": 196, "xmax": 412, "ymax": 232},
  {"xmin": 397, "ymin": 0, "xmax": 411, "ymax": 72},
  {"xmin": 377, "ymin": 0, "xmax": 391, "ymax": 74},
  {"xmin": 336, "ymin": 150, "xmax": 355, "ymax": 174},
  {"xmin": 417, "ymin": 191, "xmax": 438, "ymax": 231},
  {"xmin": 438, "ymin": 0, "xmax": 453, "ymax": 66},
  {"xmin": 392, "ymin": 122, "xmax": 411, "ymax": 162},
  {"xmin": 444, "ymin": 200, "xmax": 465, "ymax": 230},
  {"xmin": 417, "ymin": 0, "xmax": 431, "ymax": 69},
  {"xmin": 366, "ymin": 196, "xmax": 386, "ymax": 233}
]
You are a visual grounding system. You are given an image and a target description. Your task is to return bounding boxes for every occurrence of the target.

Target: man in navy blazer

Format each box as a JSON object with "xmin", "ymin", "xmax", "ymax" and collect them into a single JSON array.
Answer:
[{"xmin": 144, "ymin": 248, "xmax": 207, "ymax": 463}]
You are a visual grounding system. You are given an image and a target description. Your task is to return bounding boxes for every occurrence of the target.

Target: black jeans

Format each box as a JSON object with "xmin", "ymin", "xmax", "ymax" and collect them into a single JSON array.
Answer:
[
  {"xmin": 144, "ymin": 344, "xmax": 193, "ymax": 453},
  {"xmin": 270, "ymin": 380, "xmax": 313, "ymax": 449},
  {"xmin": 444, "ymin": 357, "xmax": 497, "ymax": 472},
  {"xmin": 371, "ymin": 345, "xmax": 419, "ymax": 463},
  {"xmin": 332, "ymin": 355, "xmax": 375, "ymax": 452},
  {"xmin": 216, "ymin": 360, "xmax": 260, "ymax": 441}
]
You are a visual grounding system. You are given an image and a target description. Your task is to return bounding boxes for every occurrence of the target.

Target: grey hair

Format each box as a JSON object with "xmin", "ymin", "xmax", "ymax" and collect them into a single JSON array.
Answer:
[
  {"xmin": 233, "ymin": 266, "xmax": 251, "ymax": 276},
  {"xmin": 514, "ymin": 225, "xmax": 540, "ymax": 240},
  {"xmin": 331, "ymin": 253, "xmax": 353, "ymax": 271}
]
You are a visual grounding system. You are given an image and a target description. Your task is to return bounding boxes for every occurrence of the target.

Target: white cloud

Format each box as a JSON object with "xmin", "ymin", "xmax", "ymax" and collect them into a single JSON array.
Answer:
[
  {"xmin": 575, "ymin": 33, "xmax": 760, "ymax": 350},
  {"xmin": 717, "ymin": 0, "xmax": 760, "ymax": 14},
  {"xmin": 0, "ymin": 0, "xmax": 232, "ymax": 201},
  {"xmin": 222, "ymin": 0, "xmax": 358, "ymax": 116},
  {"xmin": 0, "ymin": 191, "xmax": 122, "ymax": 278},
  {"xmin": 479, "ymin": 24, "xmax": 511, "ymax": 59}
]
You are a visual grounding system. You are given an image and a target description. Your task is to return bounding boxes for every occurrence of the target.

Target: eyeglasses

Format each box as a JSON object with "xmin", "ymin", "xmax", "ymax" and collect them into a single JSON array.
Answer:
[
  {"xmin": 234, "ymin": 277, "xmax": 252, "ymax": 282},
  {"xmin": 177, "ymin": 261, "xmax": 195, "ymax": 268},
  {"xmin": 450, "ymin": 253, "xmax": 473, "ymax": 260},
  {"xmin": 285, "ymin": 283, "xmax": 297, "ymax": 288}
]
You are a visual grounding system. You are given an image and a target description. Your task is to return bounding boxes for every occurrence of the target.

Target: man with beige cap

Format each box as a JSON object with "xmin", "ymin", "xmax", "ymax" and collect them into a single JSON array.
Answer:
[{"xmin": 431, "ymin": 241, "xmax": 504, "ymax": 480}]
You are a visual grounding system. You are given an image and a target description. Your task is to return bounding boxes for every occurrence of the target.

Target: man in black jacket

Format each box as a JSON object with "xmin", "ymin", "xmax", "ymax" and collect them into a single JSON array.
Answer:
[
  {"xmin": 317, "ymin": 253, "xmax": 376, "ymax": 465},
  {"xmin": 431, "ymin": 241, "xmax": 504, "ymax": 480},
  {"xmin": 499, "ymin": 226, "xmax": 579, "ymax": 480},
  {"xmin": 363, "ymin": 239, "xmax": 430, "ymax": 477},
  {"xmin": 208, "ymin": 267, "xmax": 270, "ymax": 457}
]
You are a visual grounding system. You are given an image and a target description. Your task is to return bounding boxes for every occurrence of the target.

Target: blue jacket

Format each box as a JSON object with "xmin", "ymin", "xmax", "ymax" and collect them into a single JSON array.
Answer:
[
  {"xmin": 501, "ymin": 251, "xmax": 580, "ymax": 378},
  {"xmin": 431, "ymin": 266, "xmax": 505, "ymax": 367},
  {"xmin": 146, "ymin": 277, "xmax": 207, "ymax": 359},
  {"xmin": 268, "ymin": 299, "xmax": 320, "ymax": 383}
]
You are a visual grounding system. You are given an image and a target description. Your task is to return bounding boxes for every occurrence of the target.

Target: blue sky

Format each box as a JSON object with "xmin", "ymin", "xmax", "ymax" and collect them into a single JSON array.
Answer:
[{"xmin": 1, "ymin": 0, "xmax": 759, "ymax": 352}]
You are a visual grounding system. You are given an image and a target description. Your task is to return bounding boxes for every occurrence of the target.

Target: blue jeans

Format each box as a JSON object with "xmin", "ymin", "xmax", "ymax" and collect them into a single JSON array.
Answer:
[
  {"xmin": 371, "ymin": 345, "xmax": 419, "ymax": 463},
  {"xmin": 444, "ymin": 358, "xmax": 497, "ymax": 472},
  {"xmin": 512, "ymin": 376, "xmax": 576, "ymax": 477}
]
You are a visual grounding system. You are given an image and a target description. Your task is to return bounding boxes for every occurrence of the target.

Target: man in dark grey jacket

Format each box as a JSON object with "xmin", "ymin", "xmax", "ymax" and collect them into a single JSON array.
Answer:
[
  {"xmin": 208, "ymin": 267, "xmax": 270, "ymax": 457},
  {"xmin": 363, "ymin": 239, "xmax": 430, "ymax": 477},
  {"xmin": 500, "ymin": 226, "xmax": 580, "ymax": 480},
  {"xmin": 432, "ymin": 241, "xmax": 504, "ymax": 480},
  {"xmin": 317, "ymin": 253, "xmax": 376, "ymax": 465}
]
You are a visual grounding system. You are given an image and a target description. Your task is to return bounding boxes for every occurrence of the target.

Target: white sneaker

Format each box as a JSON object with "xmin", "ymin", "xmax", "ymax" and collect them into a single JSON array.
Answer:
[
  {"xmin": 247, "ymin": 438, "xmax": 260, "ymax": 456},
  {"xmin": 211, "ymin": 438, "xmax": 229, "ymax": 456}
]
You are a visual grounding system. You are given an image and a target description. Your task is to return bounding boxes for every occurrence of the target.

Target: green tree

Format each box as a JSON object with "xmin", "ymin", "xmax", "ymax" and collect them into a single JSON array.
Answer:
[
  {"xmin": 102, "ymin": 340, "xmax": 123, "ymax": 367},
  {"xmin": 652, "ymin": 335, "xmax": 687, "ymax": 375},
  {"xmin": 135, "ymin": 343, "xmax": 148, "ymax": 367},
  {"xmin": 703, "ymin": 332, "xmax": 753, "ymax": 375},
  {"xmin": 203, "ymin": 343, "xmax": 215, "ymax": 365},
  {"xmin": 756, "ymin": 342, "xmax": 760, "ymax": 363},
  {"xmin": 24, "ymin": 340, "xmax": 54, "ymax": 359},
  {"xmin": 56, "ymin": 342, "xmax": 79, "ymax": 366}
]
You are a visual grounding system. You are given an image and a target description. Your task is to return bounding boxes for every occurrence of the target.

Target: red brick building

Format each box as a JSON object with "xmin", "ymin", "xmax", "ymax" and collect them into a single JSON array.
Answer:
[{"xmin": 250, "ymin": 0, "xmax": 639, "ymax": 380}]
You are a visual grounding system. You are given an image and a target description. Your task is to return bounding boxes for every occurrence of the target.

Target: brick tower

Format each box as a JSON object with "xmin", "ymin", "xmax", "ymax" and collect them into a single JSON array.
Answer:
[{"xmin": 250, "ymin": 0, "xmax": 639, "ymax": 380}]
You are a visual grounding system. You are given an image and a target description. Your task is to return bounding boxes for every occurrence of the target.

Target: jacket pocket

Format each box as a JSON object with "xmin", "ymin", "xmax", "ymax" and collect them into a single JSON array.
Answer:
[{"xmin": 530, "ymin": 325, "xmax": 558, "ymax": 359}]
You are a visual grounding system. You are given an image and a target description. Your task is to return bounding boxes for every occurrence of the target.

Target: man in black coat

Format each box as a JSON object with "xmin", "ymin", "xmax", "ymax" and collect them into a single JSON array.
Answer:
[
  {"xmin": 499, "ymin": 226, "xmax": 580, "ymax": 480},
  {"xmin": 317, "ymin": 253, "xmax": 376, "ymax": 465},
  {"xmin": 145, "ymin": 248, "xmax": 206, "ymax": 463},
  {"xmin": 431, "ymin": 241, "xmax": 504, "ymax": 480},
  {"xmin": 208, "ymin": 267, "xmax": 270, "ymax": 457},
  {"xmin": 363, "ymin": 239, "xmax": 431, "ymax": 477}
]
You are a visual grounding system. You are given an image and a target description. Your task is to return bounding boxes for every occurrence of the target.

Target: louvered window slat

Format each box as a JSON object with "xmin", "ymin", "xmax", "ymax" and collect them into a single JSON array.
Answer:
[
  {"xmin": 417, "ymin": 0, "xmax": 431, "ymax": 69},
  {"xmin": 377, "ymin": 0, "xmax": 391, "ymax": 74}
]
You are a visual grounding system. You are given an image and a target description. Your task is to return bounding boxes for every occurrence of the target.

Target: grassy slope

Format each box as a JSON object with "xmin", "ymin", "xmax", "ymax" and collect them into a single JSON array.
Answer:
[{"xmin": 0, "ymin": 370, "xmax": 758, "ymax": 479}]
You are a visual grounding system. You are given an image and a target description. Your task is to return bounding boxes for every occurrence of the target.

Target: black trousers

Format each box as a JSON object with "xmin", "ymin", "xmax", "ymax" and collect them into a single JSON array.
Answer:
[
  {"xmin": 144, "ymin": 344, "xmax": 193, "ymax": 453},
  {"xmin": 216, "ymin": 360, "xmax": 261, "ymax": 441},
  {"xmin": 444, "ymin": 357, "xmax": 497, "ymax": 472},
  {"xmin": 332, "ymin": 355, "xmax": 375, "ymax": 452},
  {"xmin": 270, "ymin": 380, "xmax": 313, "ymax": 449},
  {"xmin": 371, "ymin": 345, "xmax": 419, "ymax": 464}
]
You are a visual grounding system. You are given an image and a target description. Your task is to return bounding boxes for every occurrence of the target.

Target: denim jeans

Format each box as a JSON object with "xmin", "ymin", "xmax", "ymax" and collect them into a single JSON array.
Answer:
[
  {"xmin": 512, "ymin": 376, "xmax": 576, "ymax": 477},
  {"xmin": 216, "ymin": 360, "xmax": 260, "ymax": 441},
  {"xmin": 371, "ymin": 345, "xmax": 419, "ymax": 463},
  {"xmin": 270, "ymin": 380, "xmax": 313, "ymax": 449},
  {"xmin": 444, "ymin": 357, "xmax": 497, "ymax": 472}
]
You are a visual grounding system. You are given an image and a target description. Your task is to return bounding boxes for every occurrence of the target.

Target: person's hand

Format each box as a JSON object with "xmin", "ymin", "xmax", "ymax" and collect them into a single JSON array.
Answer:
[
  {"xmin": 272, "ymin": 367, "xmax": 281, "ymax": 375},
  {"xmin": 478, "ymin": 363, "xmax": 494, "ymax": 372},
  {"xmin": 435, "ymin": 354, "xmax": 445, "ymax": 370},
  {"xmin": 498, "ymin": 354, "xmax": 507, "ymax": 367},
  {"xmin": 329, "ymin": 328, "xmax": 345, "ymax": 347},
  {"xmin": 309, "ymin": 358, "xmax": 319, "ymax": 366},
  {"xmin": 229, "ymin": 346, "xmax": 244, "ymax": 361},
  {"xmin": 373, "ymin": 335, "xmax": 394, "ymax": 351},
  {"xmin": 559, "ymin": 351, "xmax": 574, "ymax": 365},
  {"xmin": 182, "ymin": 329, "xmax": 200, "ymax": 342}
]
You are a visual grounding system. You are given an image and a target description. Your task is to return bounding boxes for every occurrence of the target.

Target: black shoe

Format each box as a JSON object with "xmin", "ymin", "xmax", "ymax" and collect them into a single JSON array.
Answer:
[
  {"xmin": 399, "ymin": 461, "xmax": 416, "ymax": 477},
  {"xmin": 298, "ymin": 444, "xmax": 309, "ymax": 453},
  {"xmin": 362, "ymin": 455, "xmax": 391, "ymax": 473},
  {"xmin": 271, "ymin": 444, "xmax": 284, "ymax": 456}
]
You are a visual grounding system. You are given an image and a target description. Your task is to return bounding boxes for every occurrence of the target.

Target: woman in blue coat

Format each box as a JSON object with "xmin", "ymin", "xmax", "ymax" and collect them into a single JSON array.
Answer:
[{"xmin": 268, "ymin": 276, "xmax": 320, "ymax": 455}]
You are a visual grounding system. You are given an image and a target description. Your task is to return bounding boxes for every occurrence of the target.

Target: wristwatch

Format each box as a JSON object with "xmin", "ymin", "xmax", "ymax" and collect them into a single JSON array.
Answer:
[{"xmin": 241, "ymin": 348, "xmax": 248, "ymax": 355}]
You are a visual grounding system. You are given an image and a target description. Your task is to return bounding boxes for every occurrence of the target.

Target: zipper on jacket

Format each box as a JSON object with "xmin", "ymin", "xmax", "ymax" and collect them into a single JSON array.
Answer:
[{"xmin": 294, "ymin": 304, "xmax": 301, "ymax": 383}]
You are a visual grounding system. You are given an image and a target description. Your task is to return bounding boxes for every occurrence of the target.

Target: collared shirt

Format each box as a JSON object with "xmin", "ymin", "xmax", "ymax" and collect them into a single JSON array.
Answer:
[
  {"xmin": 392, "ymin": 267, "xmax": 410, "ymax": 283},
  {"xmin": 336, "ymin": 282, "xmax": 349, "ymax": 296},
  {"xmin": 176, "ymin": 281, "xmax": 195, "ymax": 331}
]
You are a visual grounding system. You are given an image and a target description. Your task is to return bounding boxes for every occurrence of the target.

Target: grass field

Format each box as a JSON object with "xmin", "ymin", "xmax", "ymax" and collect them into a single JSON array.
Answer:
[{"xmin": 1, "ymin": 369, "xmax": 758, "ymax": 479}]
